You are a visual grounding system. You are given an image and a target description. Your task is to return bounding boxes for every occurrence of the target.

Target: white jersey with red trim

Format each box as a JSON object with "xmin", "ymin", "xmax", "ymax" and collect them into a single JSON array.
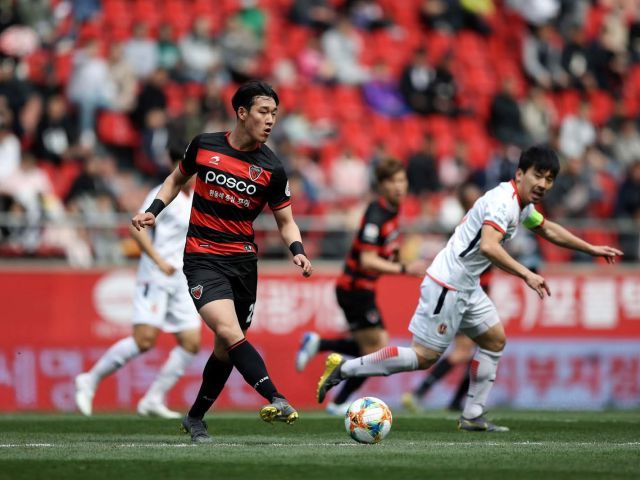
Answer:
[
  {"xmin": 427, "ymin": 181, "xmax": 539, "ymax": 292},
  {"xmin": 137, "ymin": 185, "xmax": 193, "ymax": 287}
]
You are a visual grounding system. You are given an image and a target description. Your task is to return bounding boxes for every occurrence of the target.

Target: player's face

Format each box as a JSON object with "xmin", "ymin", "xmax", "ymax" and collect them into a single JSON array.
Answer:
[
  {"xmin": 380, "ymin": 170, "xmax": 408, "ymax": 207},
  {"xmin": 517, "ymin": 167, "xmax": 555, "ymax": 204},
  {"xmin": 240, "ymin": 96, "xmax": 278, "ymax": 144}
]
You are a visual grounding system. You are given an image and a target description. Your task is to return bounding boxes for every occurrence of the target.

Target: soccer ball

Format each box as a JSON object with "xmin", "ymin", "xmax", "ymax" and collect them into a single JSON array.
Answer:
[{"xmin": 344, "ymin": 396, "xmax": 392, "ymax": 444}]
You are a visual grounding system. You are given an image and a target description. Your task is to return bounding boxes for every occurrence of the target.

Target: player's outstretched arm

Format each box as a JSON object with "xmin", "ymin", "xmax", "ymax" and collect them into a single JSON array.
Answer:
[
  {"xmin": 532, "ymin": 220, "xmax": 623, "ymax": 264},
  {"xmin": 272, "ymin": 205, "xmax": 313, "ymax": 277},
  {"xmin": 480, "ymin": 225, "xmax": 551, "ymax": 299},
  {"xmin": 131, "ymin": 167, "xmax": 191, "ymax": 231},
  {"xmin": 128, "ymin": 224, "xmax": 177, "ymax": 275}
]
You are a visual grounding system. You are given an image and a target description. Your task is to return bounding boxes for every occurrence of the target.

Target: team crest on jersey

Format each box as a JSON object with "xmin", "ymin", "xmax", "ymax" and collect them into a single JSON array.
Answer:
[
  {"xmin": 366, "ymin": 309, "xmax": 380, "ymax": 324},
  {"xmin": 249, "ymin": 165, "xmax": 263, "ymax": 181},
  {"xmin": 437, "ymin": 323, "xmax": 447, "ymax": 335},
  {"xmin": 190, "ymin": 285, "xmax": 203, "ymax": 300}
]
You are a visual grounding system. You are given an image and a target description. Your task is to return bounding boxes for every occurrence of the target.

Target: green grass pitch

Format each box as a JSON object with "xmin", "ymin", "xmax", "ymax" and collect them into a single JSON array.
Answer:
[{"xmin": 1, "ymin": 410, "xmax": 638, "ymax": 480}]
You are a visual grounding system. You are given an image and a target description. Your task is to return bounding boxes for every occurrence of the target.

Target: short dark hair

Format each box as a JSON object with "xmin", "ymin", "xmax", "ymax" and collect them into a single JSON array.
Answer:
[
  {"xmin": 231, "ymin": 80, "xmax": 279, "ymax": 114},
  {"xmin": 375, "ymin": 157, "xmax": 405, "ymax": 183},
  {"xmin": 517, "ymin": 145, "xmax": 560, "ymax": 178}
]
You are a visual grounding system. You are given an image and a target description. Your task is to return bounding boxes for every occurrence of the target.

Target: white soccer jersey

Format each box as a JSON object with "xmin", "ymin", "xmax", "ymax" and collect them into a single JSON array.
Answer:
[
  {"xmin": 136, "ymin": 185, "xmax": 193, "ymax": 287},
  {"xmin": 427, "ymin": 180, "xmax": 543, "ymax": 291}
]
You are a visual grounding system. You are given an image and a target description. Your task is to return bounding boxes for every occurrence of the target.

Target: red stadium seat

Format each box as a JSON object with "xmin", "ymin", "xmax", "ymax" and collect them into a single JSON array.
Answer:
[{"xmin": 96, "ymin": 111, "xmax": 140, "ymax": 147}]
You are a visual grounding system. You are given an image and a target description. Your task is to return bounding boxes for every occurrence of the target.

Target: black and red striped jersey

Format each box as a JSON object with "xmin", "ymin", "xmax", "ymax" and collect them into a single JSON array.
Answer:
[
  {"xmin": 337, "ymin": 197, "xmax": 401, "ymax": 292},
  {"xmin": 179, "ymin": 132, "xmax": 291, "ymax": 262}
]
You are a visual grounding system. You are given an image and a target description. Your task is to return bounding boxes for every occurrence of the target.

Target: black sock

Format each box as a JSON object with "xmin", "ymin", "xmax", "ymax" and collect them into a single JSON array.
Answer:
[
  {"xmin": 227, "ymin": 339, "xmax": 283, "ymax": 402},
  {"xmin": 188, "ymin": 351, "xmax": 233, "ymax": 419},
  {"xmin": 415, "ymin": 357, "xmax": 454, "ymax": 397},
  {"xmin": 449, "ymin": 366, "xmax": 471, "ymax": 410},
  {"xmin": 319, "ymin": 338, "xmax": 360, "ymax": 357},
  {"xmin": 333, "ymin": 377, "xmax": 367, "ymax": 405}
]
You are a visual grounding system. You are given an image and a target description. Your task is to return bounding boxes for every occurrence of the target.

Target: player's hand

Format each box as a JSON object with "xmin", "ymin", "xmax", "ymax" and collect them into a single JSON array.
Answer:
[
  {"xmin": 525, "ymin": 272, "xmax": 551, "ymax": 299},
  {"xmin": 157, "ymin": 259, "xmax": 177, "ymax": 276},
  {"xmin": 293, "ymin": 254, "xmax": 313, "ymax": 277},
  {"xmin": 589, "ymin": 245, "xmax": 624, "ymax": 264},
  {"xmin": 131, "ymin": 212, "xmax": 156, "ymax": 231},
  {"xmin": 404, "ymin": 259, "xmax": 427, "ymax": 277}
]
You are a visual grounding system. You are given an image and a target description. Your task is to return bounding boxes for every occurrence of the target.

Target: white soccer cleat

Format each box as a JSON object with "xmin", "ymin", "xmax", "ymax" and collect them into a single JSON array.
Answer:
[
  {"xmin": 74, "ymin": 373, "xmax": 95, "ymax": 416},
  {"xmin": 137, "ymin": 397, "xmax": 182, "ymax": 419},
  {"xmin": 295, "ymin": 332, "xmax": 320, "ymax": 372}
]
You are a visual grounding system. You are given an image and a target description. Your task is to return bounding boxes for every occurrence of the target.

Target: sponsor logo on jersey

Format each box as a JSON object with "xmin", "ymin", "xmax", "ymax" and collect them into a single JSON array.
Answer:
[
  {"xmin": 249, "ymin": 165, "xmax": 263, "ymax": 181},
  {"xmin": 191, "ymin": 285, "xmax": 203, "ymax": 300},
  {"xmin": 285, "ymin": 180, "xmax": 290, "ymax": 197},
  {"xmin": 244, "ymin": 244, "xmax": 254, "ymax": 252},
  {"xmin": 204, "ymin": 171, "xmax": 257, "ymax": 195},
  {"xmin": 209, "ymin": 155, "xmax": 221, "ymax": 165}
]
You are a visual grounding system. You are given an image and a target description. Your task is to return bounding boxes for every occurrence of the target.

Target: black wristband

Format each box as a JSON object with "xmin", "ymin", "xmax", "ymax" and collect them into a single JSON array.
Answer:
[
  {"xmin": 145, "ymin": 199, "xmax": 166, "ymax": 217},
  {"xmin": 289, "ymin": 241, "xmax": 306, "ymax": 256},
  {"xmin": 400, "ymin": 263, "xmax": 406, "ymax": 274}
]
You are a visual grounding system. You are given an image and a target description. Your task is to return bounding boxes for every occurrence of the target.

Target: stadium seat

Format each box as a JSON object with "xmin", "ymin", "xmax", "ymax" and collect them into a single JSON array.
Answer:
[{"xmin": 96, "ymin": 111, "xmax": 140, "ymax": 147}]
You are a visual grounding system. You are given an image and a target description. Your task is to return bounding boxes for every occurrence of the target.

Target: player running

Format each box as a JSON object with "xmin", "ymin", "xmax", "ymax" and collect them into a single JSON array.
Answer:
[
  {"xmin": 132, "ymin": 81, "xmax": 312, "ymax": 443},
  {"xmin": 317, "ymin": 146, "xmax": 622, "ymax": 432},
  {"xmin": 295, "ymin": 158, "xmax": 424, "ymax": 415},
  {"xmin": 75, "ymin": 150, "xmax": 200, "ymax": 419}
]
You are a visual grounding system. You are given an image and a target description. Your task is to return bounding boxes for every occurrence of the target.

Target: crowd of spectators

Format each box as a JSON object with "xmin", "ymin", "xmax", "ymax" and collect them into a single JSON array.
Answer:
[{"xmin": 0, "ymin": 0, "xmax": 639, "ymax": 265}]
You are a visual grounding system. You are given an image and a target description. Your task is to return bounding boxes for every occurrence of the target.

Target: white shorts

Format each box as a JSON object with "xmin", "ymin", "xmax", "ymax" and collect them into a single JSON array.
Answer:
[
  {"xmin": 408, "ymin": 276, "xmax": 499, "ymax": 353},
  {"xmin": 132, "ymin": 281, "xmax": 200, "ymax": 333}
]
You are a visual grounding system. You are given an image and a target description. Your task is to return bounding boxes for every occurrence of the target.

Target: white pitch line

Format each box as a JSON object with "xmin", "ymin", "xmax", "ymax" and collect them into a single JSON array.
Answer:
[{"xmin": 0, "ymin": 442, "xmax": 638, "ymax": 448}]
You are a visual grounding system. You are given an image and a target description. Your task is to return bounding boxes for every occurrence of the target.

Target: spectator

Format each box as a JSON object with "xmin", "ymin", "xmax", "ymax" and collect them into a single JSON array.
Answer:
[
  {"xmin": 561, "ymin": 24, "xmax": 597, "ymax": 91},
  {"xmin": 0, "ymin": 56, "xmax": 40, "ymax": 137},
  {"xmin": 439, "ymin": 140, "xmax": 471, "ymax": 189},
  {"xmin": 400, "ymin": 47, "xmax": 435, "ymax": 115},
  {"xmin": 615, "ymin": 161, "xmax": 640, "ymax": 261},
  {"xmin": 348, "ymin": 0, "xmax": 394, "ymax": 31},
  {"xmin": 107, "ymin": 42, "xmax": 137, "ymax": 113},
  {"xmin": 220, "ymin": 16, "xmax": 262, "ymax": 84},
  {"xmin": 168, "ymin": 95, "xmax": 205, "ymax": 153},
  {"xmin": 321, "ymin": 16, "xmax": 369, "ymax": 85},
  {"xmin": 132, "ymin": 68, "xmax": 168, "ymax": 129},
  {"xmin": 141, "ymin": 108, "xmax": 171, "ymax": 179},
  {"xmin": 559, "ymin": 100, "xmax": 596, "ymax": 159},
  {"xmin": 543, "ymin": 156, "xmax": 596, "ymax": 218},
  {"xmin": 296, "ymin": 36, "xmax": 336, "ymax": 84},
  {"xmin": 289, "ymin": 0, "xmax": 336, "ymax": 31},
  {"xmin": 67, "ymin": 39, "xmax": 116, "ymax": 147},
  {"xmin": 506, "ymin": 0, "xmax": 560, "ymax": 26},
  {"xmin": 521, "ymin": 86, "xmax": 556, "ymax": 145},
  {"xmin": 157, "ymin": 24, "xmax": 181, "ymax": 74},
  {"xmin": 179, "ymin": 17, "xmax": 222, "ymax": 83},
  {"xmin": 236, "ymin": 0, "xmax": 266, "ymax": 41},
  {"xmin": 329, "ymin": 147, "xmax": 369, "ymax": 202},
  {"xmin": 406, "ymin": 134, "xmax": 440, "ymax": 195},
  {"xmin": 0, "ymin": 110, "xmax": 21, "ymax": 182},
  {"xmin": 65, "ymin": 154, "xmax": 119, "ymax": 209},
  {"xmin": 419, "ymin": 0, "xmax": 461, "ymax": 33},
  {"xmin": 612, "ymin": 118, "xmax": 640, "ymax": 169},
  {"xmin": 522, "ymin": 24, "xmax": 568, "ymax": 89},
  {"xmin": 362, "ymin": 61, "xmax": 409, "ymax": 117},
  {"xmin": 33, "ymin": 93, "xmax": 82, "ymax": 165},
  {"xmin": 429, "ymin": 52, "xmax": 458, "ymax": 116},
  {"xmin": 483, "ymin": 143, "xmax": 521, "ymax": 189},
  {"xmin": 489, "ymin": 77, "xmax": 530, "ymax": 147},
  {"xmin": 124, "ymin": 22, "xmax": 158, "ymax": 79}
]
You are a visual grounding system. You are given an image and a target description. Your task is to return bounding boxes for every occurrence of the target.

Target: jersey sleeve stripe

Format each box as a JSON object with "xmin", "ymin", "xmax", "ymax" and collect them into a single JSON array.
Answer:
[
  {"xmin": 482, "ymin": 220, "xmax": 506, "ymax": 235},
  {"xmin": 269, "ymin": 199, "xmax": 292, "ymax": 211}
]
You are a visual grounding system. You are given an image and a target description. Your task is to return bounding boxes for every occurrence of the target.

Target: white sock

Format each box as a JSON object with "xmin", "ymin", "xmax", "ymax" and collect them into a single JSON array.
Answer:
[
  {"xmin": 87, "ymin": 337, "xmax": 140, "ymax": 387},
  {"xmin": 462, "ymin": 348, "xmax": 502, "ymax": 419},
  {"xmin": 143, "ymin": 346, "xmax": 196, "ymax": 403},
  {"xmin": 341, "ymin": 346, "xmax": 419, "ymax": 378}
]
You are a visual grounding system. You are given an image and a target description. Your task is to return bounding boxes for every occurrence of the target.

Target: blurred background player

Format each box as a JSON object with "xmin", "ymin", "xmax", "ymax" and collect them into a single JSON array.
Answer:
[
  {"xmin": 296, "ymin": 157, "xmax": 425, "ymax": 415},
  {"xmin": 317, "ymin": 146, "xmax": 623, "ymax": 432},
  {"xmin": 75, "ymin": 144, "xmax": 200, "ymax": 418},
  {"xmin": 132, "ymin": 81, "xmax": 313, "ymax": 443}
]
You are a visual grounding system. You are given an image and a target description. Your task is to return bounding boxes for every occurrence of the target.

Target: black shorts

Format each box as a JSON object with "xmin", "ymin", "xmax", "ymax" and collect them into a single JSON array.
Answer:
[
  {"xmin": 183, "ymin": 258, "xmax": 257, "ymax": 330},
  {"xmin": 336, "ymin": 287, "xmax": 384, "ymax": 331}
]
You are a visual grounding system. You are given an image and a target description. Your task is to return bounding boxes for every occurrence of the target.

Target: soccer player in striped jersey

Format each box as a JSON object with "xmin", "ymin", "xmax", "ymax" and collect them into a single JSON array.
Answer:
[
  {"xmin": 132, "ymin": 81, "xmax": 312, "ymax": 443},
  {"xmin": 296, "ymin": 158, "xmax": 425, "ymax": 415},
  {"xmin": 317, "ymin": 146, "xmax": 622, "ymax": 432}
]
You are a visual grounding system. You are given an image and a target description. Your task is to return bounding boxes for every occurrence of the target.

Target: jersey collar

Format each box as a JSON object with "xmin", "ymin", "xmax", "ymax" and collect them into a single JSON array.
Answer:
[
  {"xmin": 510, "ymin": 179, "xmax": 525, "ymax": 210},
  {"xmin": 225, "ymin": 131, "xmax": 260, "ymax": 152}
]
